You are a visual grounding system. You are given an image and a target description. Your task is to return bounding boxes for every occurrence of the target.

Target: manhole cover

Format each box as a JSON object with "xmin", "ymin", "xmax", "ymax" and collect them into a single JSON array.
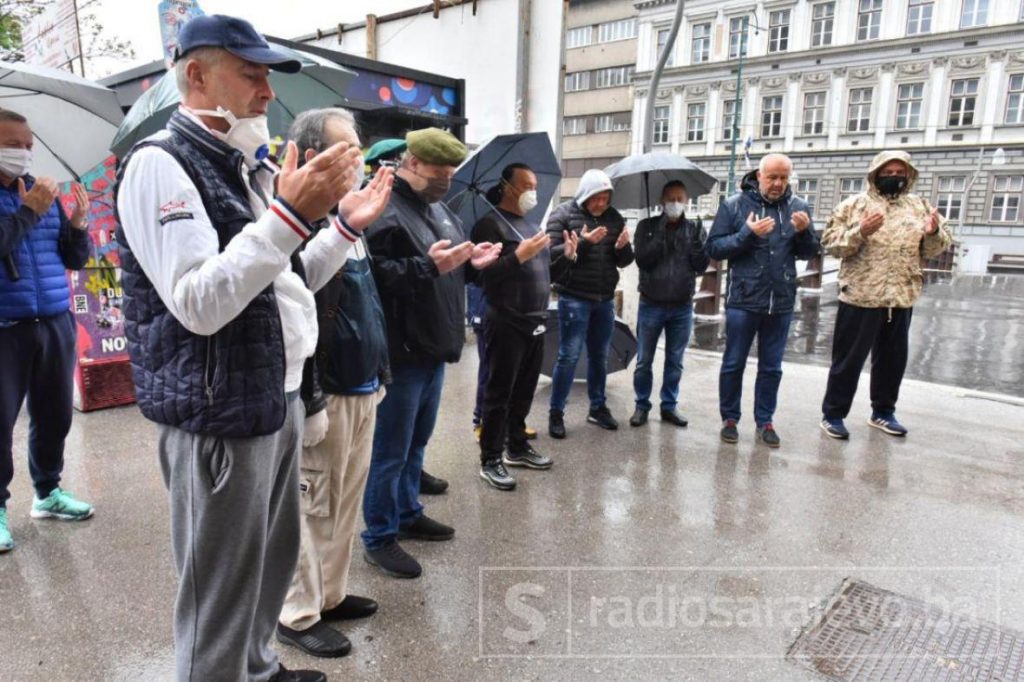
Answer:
[{"xmin": 788, "ymin": 579, "xmax": 1024, "ymax": 681}]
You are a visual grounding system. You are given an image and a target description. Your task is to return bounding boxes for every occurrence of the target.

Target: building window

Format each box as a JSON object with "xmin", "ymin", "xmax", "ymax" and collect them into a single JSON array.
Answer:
[
  {"xmin": 761, "ymin": 95, "xmax": 783, "ymax": 137},
  {"xmin": 803, "ymin": 92, "xmax": 827, "ymax": 135},
  {"xmin": 594, "ymin": 112, "xmax": 631, "ymax": 133},
  {"xmin": 895, "ymin": 82, "xmax": 924, "ymax": 129},
  {"xmin": 811, "ymin": 2, "xmax": 835, "ymax": 47},
  {"xmin": 948, "ymin": 78, "xmax": 979, "ymax": 127},
  {"xmin": 990, "ymin": 176, "xmax": 1023, "ymax": 222},
  {"xmin": 1006, "ymin": 74, "xmax": 1024, "ymax": 124},
  {"xmin": 847, "ymin": 87, "xmax": 873, "ymax": 133},
  {"xmin": 656, "ymin": 28, "xmax": 675, "ymax": 67},
  {"xmin": 687, "ymin": 103, "xmax": 706, "ymax": 142},
  {"xmin": 691, "ymin": 22, "xmax": 711, "ymax": 64},
  {"xmin": 722, "ymin": 98, "xmax": 742, "ymax": 140},
  {"xmin": 796, "ymin": 178, "xmax": 819, "ymax": 216},
  {"xmin": 906, "ymin": 0, "xmax": 933, "ymax": 35},
  {"xmin": 594, "ymin": 66, "xmax": 634, "ymax": 89},
  {"xmin": 563, "ymin": 117, "xmax": 587, "ymax": 136},
  {"xmin": 960, "ymin": 0, "xmax": 988, "ymax": 29},
  {"xmin": 598, "ymin": 18, "xmax": 637, "ymax": 43},
  {"xmin": 728, "ymin": 17, "xmax": 748, "ymax": 59},
  {"xmin": 653, "ymin": 105, "xmax": 671, "ymax": 145},
  {"xmin": 935, "ymin": 177, "xmax": 966, "ymax": 221},
  {"xmin": 768, "ymin": 10, "xmax": 790, "ymax": 53},
  {"xmin": 564, "ymin": 71, "xmax": 590, "ymax": 93},
  {"xmin": 839, "ymin": 177, "xmax": 864, "ymax": 203},
  {"xmin": 566, "ymin": 26, "xmax": 592, "ymax": 49},
  {"xmin": 857, "ymin": 0, "xmax": 883, "ymax": 41}
]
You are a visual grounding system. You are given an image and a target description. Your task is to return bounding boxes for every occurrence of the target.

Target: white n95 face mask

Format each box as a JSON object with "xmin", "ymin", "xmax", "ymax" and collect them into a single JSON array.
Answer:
[
  {"xmin": 518, "ymin": 190, "xmax": 538, "ymax": 214},
  {"xmin": 189, "ymin": 106, "xmax": 270, "ymax": 166},
  {"xmin": 0, "ymin": 148, "xmax": 32, "ymax": 178},
  {"xmin": 663, "ymin": 201, "xmax": 685, "ymax": 219}
]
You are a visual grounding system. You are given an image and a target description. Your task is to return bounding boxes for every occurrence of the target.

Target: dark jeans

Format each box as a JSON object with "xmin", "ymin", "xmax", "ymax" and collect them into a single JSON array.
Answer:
[
  {"xmin": 0, "ymin": 311, "xmax": 76, "ymax": 508},
  {"xmin": 719, "ymin": 307, "xmax": 793, "ymax": 427},
  {"xmin": 822, "ymin": 302, "xmax": 912, "ymax": 420},
  {"xmin": 479, "ymin": 315, "xmax": 544, "ymax": 464},
  {"xmin": 633, "ymin": 301, "xmax": 693, "ymax": 412},
  {"xmin": 361, "ymin": 362, "xmax": 444, "ymax": 551},
  {"xmin": 472, "ymin": 324, "xmax": 487, "ymax": 425},
  {"xmin": 549, "ymin": 294, "xmax": 615, "ymax": 413}
]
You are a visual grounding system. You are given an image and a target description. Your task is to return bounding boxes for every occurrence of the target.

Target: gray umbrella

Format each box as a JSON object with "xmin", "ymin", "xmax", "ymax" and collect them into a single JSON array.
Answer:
[
  {"xmin": 604, "ymin": 151, "xmax": 717, "ymax": 211},
  {"xmin": 540, "ymin": 303, "xmax": 637, "ymax": 379}
]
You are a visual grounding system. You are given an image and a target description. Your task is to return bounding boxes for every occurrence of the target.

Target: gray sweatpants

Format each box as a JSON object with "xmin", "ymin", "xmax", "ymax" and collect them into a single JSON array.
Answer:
[{"xmin": 158, "ymin": 397, "xmax": 303, "ymax": 682}]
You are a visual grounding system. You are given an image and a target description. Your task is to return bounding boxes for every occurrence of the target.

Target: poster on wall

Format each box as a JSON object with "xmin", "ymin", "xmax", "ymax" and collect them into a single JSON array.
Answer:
[{"xmin": 158, "ymin": 0, "xmax": 206, "ymax": 68}]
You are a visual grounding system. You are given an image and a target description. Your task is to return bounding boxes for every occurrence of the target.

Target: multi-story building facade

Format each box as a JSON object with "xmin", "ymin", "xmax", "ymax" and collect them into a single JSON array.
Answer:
[
  {"xmin": 631, "ymin": 0, "xmax": 1024, "ymax": 259},
  {"xmin": 561, "ymin": 0, "xmax": 640, "ymax": 199}
]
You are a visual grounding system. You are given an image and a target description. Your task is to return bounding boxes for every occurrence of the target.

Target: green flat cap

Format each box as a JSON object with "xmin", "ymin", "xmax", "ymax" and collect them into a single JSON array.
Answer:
[
  {"xmin": 406, "ymin": 127, "xmax": 466, "ymax": 166},
  {"xmin": 365, "ymin": 138, "xmax": 407, "ymax": 165}
]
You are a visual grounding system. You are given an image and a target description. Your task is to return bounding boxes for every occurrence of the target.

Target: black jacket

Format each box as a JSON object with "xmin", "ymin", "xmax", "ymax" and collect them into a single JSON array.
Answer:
[
  {"xmin": 546, "ymin": 199, "xmax": 634, "ymax": 302},
  {"xmin": 705, "ymin": 170, "xmax": 820, "ymax": 315},
  {"xmin": 365, "ymin": 176, "xmax": 467, "ymax": 367},
  {"xmin": 470, "ymin": 208, "xmax": 550, "ymax": 325},
  {"xmin": 634, "ymin": 213, "xmax": 709, "ymax": 306}
]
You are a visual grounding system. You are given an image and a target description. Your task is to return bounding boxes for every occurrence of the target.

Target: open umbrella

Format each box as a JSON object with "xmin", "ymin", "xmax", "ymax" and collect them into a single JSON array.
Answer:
[
  {"xmin": 443, "ymin": 132, "xmax": 561, "ymax": 236},
  {"xmin": 604, "ymin": 151, "xmax": 716, "ymax": 213},
  {"xmin": 540, "ymin": 303, "xmax": 637, "ymax": 379},
  {"xmin": 109, "ymin": 41, "xmax": 356, "ymax": 158},
  {"xmin": 0, "ymin": 61, "xmax": 124, "ymax": 182}
]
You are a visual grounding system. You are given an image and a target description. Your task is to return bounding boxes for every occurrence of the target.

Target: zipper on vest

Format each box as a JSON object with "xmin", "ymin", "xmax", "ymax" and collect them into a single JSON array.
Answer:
[{"xmin": 204, "ymin": 338, "xmax": 214, "ymax": 406}]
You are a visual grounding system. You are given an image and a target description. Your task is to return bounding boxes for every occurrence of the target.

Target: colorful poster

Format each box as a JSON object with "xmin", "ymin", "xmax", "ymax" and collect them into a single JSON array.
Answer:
[
  {"xmin": 344, "ymin": 70, "xmax": 459, "ymax": 117},
  {"xmin": 158, "ymin": 0, "xmax": 205, "ymax": 68}
]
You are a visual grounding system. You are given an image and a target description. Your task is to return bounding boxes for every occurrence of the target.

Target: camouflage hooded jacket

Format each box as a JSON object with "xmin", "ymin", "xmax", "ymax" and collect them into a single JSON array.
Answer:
[{"xmin": 822, "ymin": 150, "xmax": 952, "ymax": 309}]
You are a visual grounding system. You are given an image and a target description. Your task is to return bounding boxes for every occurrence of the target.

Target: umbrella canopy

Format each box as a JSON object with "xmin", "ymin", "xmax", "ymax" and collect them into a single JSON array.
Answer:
[
  {"xmin": 443, "ymin": 132, "xmax": 561, "ymax": 237},
  {"xmin": 604, "ymin": 151, "xmax": 717, "ymax": 211},
  {"xmin": 109, "ymin": 41, "xmax": 356, "ymax": 158},
  {"xmin": 0, "ymin": 61, "xmax": 124, "ymax": 182},
  {"xmin": 540, "ymin": 303, "xmax": 636, "ymax": 379}
]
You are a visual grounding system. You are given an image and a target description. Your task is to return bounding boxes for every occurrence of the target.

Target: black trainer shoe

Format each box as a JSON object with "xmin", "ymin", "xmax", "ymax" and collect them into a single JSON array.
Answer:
[
  {"xmin": 660, "ymin": 409, "xmax": 688, "ymax": 427},
  {"xmin": 587, "ymin": 406, "xmax": 618, "ymax": 430},
  {"xmin": 322, "ymin": 595, "xmax": 378, "ymax": 621},
  {"xmin": 276, "ymin": 621, "xmax": 351, "ymax": 658},
  {"xmin": 720, "ymin": 419, "xmax": 739, "ymax": 444},
  {"xmin": 756, "ymin": 423, "xmax": 781, "ymax": 448},
  {"xmin": 364, "ymin": 540, "xmax": 422, "ymax": 579},
  {"xmin": 504, "ymin": 444, "xmax": 553, "ymax": 470},
  {"xmin": 398, "ymin": 514, "xmax": 454, "ymax": 541},
  {"xmin": 629, "ymin": 407, "xmax": 649, "ymax": 427},
  {"xmin": 549, "ymin": 409, "xmax": 566, "ymax": 439},
  {"xmin": 480, "ymin": 459, "xmax": 517, "ymax": 490},
  {"xmin": 270, "ymin": 665, "xmax": 327, "ymax": 682},
  {"xmin": 419, "ymin": 470, "xmax": 449, "ymax": 495}
]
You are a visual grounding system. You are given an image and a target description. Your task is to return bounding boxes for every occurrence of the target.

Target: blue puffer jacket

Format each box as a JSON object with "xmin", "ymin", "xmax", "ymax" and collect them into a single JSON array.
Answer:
[
  {"xmin": 0, "ymin": 176, "xmax": 90, "ymax": 320},
  {"xmin": 706, "ymin": 170, "xmax": 820, "ymax": 315}
]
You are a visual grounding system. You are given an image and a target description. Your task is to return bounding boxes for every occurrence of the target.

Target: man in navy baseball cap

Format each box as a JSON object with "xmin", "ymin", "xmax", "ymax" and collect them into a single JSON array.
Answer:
[{"xmin": 174, "ymin": 14, "xmax": 301, "ymax": 72}]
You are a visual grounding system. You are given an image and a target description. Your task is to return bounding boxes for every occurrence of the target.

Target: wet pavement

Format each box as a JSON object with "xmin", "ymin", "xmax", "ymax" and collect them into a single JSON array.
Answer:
[
  {"xmin": 2, "ymin": 342, "xmax": 1023, "ymax": 681},
  {"xmin": 692, "ymin": 273, "xmax": 1024, "ymax": 399}
]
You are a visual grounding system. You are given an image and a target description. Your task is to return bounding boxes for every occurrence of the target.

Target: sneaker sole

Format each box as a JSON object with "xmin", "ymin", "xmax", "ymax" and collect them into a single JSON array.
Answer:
[
  {"xmin": 275, "ymin": 631, "xmax": 352, "ymax": 658},
  {"xmin": 867, "ymin": 419, "xmax": 907, "ymax": 436},
  {"xmin": 586, "ymin": 417, "xmax": 618, "ymax": 430},
  {"xmin": 30, "ymin": 508, "xmax": 94, "ymax": 521},
  {"xmin": 479, "ymin": 470, "xmax": 517, "ymax": 490},
  {"xmin": 362, "ymin": 552, "xmax": 421, "ymax": 579},
  {"xmin": 502, "ymin": 455, "xmax": 553, "ymax": 471},
  {"xmin": 820, "ymin": 422, "xmax": 850, "ymax": 440},
  {"xmin": 549, "ymin": 429, "xmax": 566, "ymax": 439},
  {"xmin": 756, "ymin": 434, "xmax": 781, "ymax": 449},
  {"xmin": 720, "ymin": 432, "xmax": 738, "ymax": 444}
]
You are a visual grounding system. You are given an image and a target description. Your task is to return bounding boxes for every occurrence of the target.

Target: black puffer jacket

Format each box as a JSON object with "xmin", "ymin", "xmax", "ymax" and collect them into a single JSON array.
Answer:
[
  {"xmin": 634, "ymin": 213, "xmax": 709, "ymax": 306},
  {"xmin": 546, "ymin": 200, "xmax": 634, "ymax": 302}
]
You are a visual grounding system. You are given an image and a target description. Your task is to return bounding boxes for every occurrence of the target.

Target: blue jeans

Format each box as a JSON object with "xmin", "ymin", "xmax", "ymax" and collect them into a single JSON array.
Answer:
[
  {"xmin": 549, "ymin": 294, "xmax": 615, "ymax": 412},
  {"xmin": 633, "ymin": 302, "xmax": 693, "ymax": 412},
  {"xmin": 718, "ymin": 307, "xmax": 793, "ymax": 427},
  {"xmin": 362, "ymin": 362, "xmax": 444, "ymax": 551}
]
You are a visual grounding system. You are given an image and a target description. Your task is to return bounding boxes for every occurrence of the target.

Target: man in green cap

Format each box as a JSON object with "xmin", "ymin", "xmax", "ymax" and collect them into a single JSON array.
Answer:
[
  {"xmin": 361, "ymin": 127, "xmax": 501, "ymax": 579},
  {"xmin": 364, "ymin": 138, "xmax": 406, "ymax": 177}
]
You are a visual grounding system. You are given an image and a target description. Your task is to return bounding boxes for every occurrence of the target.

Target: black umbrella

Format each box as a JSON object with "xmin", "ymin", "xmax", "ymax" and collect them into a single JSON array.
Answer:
[{"xmin": 540, "ymin": 303, "xmax": 637, "ymax": 379}]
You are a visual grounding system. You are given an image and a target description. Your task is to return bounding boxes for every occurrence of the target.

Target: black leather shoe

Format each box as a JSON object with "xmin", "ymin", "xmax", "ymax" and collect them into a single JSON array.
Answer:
[
  {"xmin": 398, "ymin": 514, "xmax": 454, "ymax": 541},
  {"xmin": 587, "ymin": 406, "xmax": 618, "ymax": 430},
  {"xmin": 419, "ymin": 470, "xmax": 449, "ymax": 495},
  {"xmin": 276, "ymin": 620, "xmax": 351, "ymax": 658},
  {"xmin": 270, "ymin": 665, "xmax": 327, "ymax": 682},
  {"xmin": 660, "ymin": 409, "xmax": 689, "ymax": 427},
  {"xmin": 322, "ymin": 595, "xmax": 378, "ymax": 621},
  {"xmin": 364, "ymin": 541, "xmax": 422, "ymax": 579},
  {"xmin": 548, "ymin": 410, "xmax": 566, "ymax": 439},
  {"xmin": 629, "ymin": 408, "xmax": 648, "ymax": 427}
]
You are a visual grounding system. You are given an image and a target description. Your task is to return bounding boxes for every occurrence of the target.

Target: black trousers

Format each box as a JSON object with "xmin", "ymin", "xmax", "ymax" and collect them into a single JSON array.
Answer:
[
  {"xmin": 479, "ymin": 314, "xmax": 544, "ymax": 465},
  {"xmin": 0, "ymin": 311, "xmax": 77, "ymax": 507},
  {"xmin": 821, "ymin": 302, "xmax": 912, "ymax": 420}
]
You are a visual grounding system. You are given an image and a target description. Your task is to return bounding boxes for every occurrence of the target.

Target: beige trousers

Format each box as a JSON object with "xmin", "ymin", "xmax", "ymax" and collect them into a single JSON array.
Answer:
[{"xmin": 280, "ymin": 390, "xmax": 382, "ymax": 630}]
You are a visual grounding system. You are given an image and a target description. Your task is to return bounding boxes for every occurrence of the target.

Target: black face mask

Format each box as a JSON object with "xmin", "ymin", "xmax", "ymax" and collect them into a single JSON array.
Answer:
[
  {"xmin": 876, "ymin": 175, "xmax": 908, "ymax": 198},
  {"xmin": 412, "ymin": 170, "xmax": 452, "ymax": 203}
]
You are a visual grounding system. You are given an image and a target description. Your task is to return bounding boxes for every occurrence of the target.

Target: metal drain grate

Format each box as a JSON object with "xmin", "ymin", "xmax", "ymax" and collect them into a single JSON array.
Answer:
[{"xmin": 788, "ymin": 579, "xmax": 1024, "ymax": 681}]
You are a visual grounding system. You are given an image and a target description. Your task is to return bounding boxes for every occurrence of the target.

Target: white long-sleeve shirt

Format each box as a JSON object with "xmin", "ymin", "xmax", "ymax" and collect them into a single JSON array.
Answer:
[{"xmin": 116, "ymin": 115, "xmax": 358, "ymax": 392}]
